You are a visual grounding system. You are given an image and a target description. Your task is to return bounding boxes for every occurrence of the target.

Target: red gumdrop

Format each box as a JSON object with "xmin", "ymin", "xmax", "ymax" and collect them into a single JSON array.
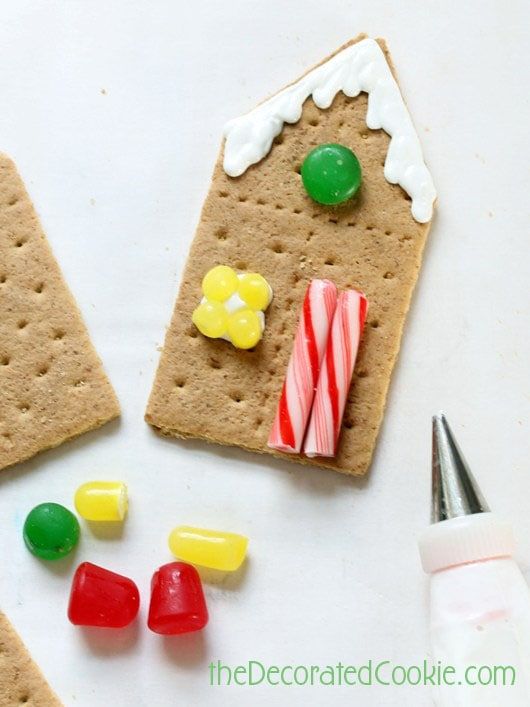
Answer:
[
  {"xmin": 68, "ymin": 562, "xmax": 140, "ymax": 628},
  {"xmin": 148, "ymin": 561, "xmax": 208, "ymax": 635}
]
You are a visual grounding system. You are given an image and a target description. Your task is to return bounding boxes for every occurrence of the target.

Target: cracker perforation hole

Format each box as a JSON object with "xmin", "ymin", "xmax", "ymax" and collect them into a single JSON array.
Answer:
[
  {"xmin": 1, "ymin": 433, "xmax": 14, "ymax": 450},
  {"xmin": 344, "ymin": 420, "xmax": 354, "ymax": 430},
  {"xmin": 34, "ymin": 282, "xmax": 45, "ymax": 293},
  {"xmin": 1, "ymin": 355, "xmax": 9, "ymax": 366},
  {"xmin": 385, "ymin": 230, "xmax": 392, "ymax": 236},
  {"xmin": 37, "ymin": 365, "xmax": 49, "ymax": 377},
  {"xmin": 329, "ymin": 217, "xmax": 338, "ymax": 224},
  {"xmin": 215, "ymin": 227, "xmax": 228, "ymax": 241},
  {"xmin": 17, "ymin": 320, "xmax": 28, "ymax": 330},
  {"xmin": 53, "ymin": 329, "xmax": 65, "ymax": 340},
  {"xmin": 229, "ymin": 392, "xmax": 243, "ymax": 403},
  {"xmin": 0, "ymin": 274, "xmax": 6, "ymax": 284},
  {"xmin": 74, "ymin": 380, "xmax": 86, "ymax": 388},
  {"xmin": 366, "ymin": 225, "xmax": 374, "ymax": 232},
  {"xmin": 273, "ymin": 134, "xmax": 284, "ymax": 146},
  {"xmin": 257, "ymin": 198, "xmax": 266, "ymax": 205},
  {"xmin": 383, "ymin": 271, "xmax": 394, "ymax": 280},
  {"xmin": 218, "ymin": 190, "xmax": 228, "ymax": 198},
  {"xmin": 209, "ymin": 358, "xmax": 222, "ymax": 370},
  {"xmin": 347, "ymin": 221, "xmax": 356, "ymax": 227},
  {"xmin": 325, "ymin": 258, "xmax": 335, "ymax": 266},
  {"xmin": 8, "ymin": 196, "xmax": 18, "ymax": 206},
  {"xmin": 293, "ymin": 208, "xmax": 301, "ymax": 214},
  {"xmin": 235, "ymin": 261, "xmax": 247, "ymax": 270},
  {"xmin": 238, "ymin": 195, "xmax": 247, "ymax": 203},
  {"xmin": 188, "ymin": 328, "xmax": 198, "ymax": 339},
  {"xmin": 370, "ymin": 319, "xmax": 380, "ymax": 329},
  {"xmin": 19, "ymin": 695, "xmax": 29, "ymax": 705},
  {"xmin": 18, "ymin": 403, "xmax": 30, "ymax": 414},
  {"xmin": 15, "ymin": 239, "xmax": 26, "ymax": 248},
  {"xmin": 275, "ymin": 204, "xmax": 284, "ymax": 210},
  {"xmin": 357, "ymin": 369, "xmax": 368, "ymax": 378},
  {"xmin": 294, "ymin": 164, "xmax": 301, "ymax": 175},
  {"xmin": 270, "ymin": 243, "xmax": 284, "ymax": 254},
  {"xmin": 309, "ymin": 118, "xmax": 319, "ymax": 127},
  {"xmin": 360, "ymin": 130, "xmax": 369, "ymax": 139},
  {"xmin": 174, "ymin": 378, "xmax": 185, "ymax": 388}
]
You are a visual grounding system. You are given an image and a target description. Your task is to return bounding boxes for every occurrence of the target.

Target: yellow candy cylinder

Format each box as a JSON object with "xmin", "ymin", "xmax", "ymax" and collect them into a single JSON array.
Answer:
[
  {"xmin": 74, "ymin": 481, "xmax": 128, "ymax": 522},
  {"xmin": 168, "ymin": 526, "xmax": 248, "ymax": 571}
]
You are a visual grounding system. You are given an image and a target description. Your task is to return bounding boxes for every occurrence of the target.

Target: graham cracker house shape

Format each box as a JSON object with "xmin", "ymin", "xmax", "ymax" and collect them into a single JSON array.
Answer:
[
  {"xmin": 146, "ymin": 35, "xmax": 436, "ymax": 476},
  {"xmin": 0, "ymin": 155, "xmax": 120, "ymax": 471}
]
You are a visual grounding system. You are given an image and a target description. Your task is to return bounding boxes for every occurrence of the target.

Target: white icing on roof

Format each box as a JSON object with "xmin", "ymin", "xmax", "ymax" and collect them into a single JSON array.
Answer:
[{"xmin": 223, "ymin": 38, "xmax": 436, "ymax": 223}]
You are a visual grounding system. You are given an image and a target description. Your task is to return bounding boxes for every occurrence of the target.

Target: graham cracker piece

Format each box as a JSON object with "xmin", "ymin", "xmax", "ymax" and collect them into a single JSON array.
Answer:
[
  {"xmin": 0, "ymin": 612, "xmax": 62, "ymax": 706},
  {"xmin": 0, "ymin": 154, "xmax": 120, "ymax": 471},
  {"xmin": 146, "ymin": 36, "xmax": 433, "ymax": 475}
]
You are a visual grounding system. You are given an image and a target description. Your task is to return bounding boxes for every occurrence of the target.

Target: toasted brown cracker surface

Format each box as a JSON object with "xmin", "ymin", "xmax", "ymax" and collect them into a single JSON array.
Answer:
[
  {"xmin": 0, "ymin": 154, "xmax": 120, "ymax": 471},
  {"xmin": 0, "ymin": 612, "xmax": 62, "ymax": 706},
  {"xmin": 146, "ymin": 37, "xmax": 432, "ymax": 475}
]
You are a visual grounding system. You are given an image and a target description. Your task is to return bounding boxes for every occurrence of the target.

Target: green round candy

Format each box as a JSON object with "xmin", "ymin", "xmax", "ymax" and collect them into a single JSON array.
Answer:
[
  {"xmin": 301, "ymin": 143, "xmax": 362, "ymax": 205},
  {"xmin": 23, "ymin": 503, "xmax": 80, "ymax": 560}
]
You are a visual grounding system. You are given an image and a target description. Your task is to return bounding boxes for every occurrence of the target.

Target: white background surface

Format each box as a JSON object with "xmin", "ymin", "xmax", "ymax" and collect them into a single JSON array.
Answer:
[{"xmin": 0, "ymin": 1, "xmax": 529, "ymax": 705}]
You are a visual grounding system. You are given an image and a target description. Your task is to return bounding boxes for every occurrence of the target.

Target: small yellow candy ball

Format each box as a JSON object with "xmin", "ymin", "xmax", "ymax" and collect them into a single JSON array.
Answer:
[
  {"xmin": 192, "ymin": 301, "xmax": 229, "ymax": 338},
  {"xmin": 228, "ymin": 308, "xmax": 262, "ymax": 349},
  {"xmin": 238, "ymin": 273, "xmax": 271, "ymax": 311},
  {"xmin": 202, "ymin": 265, "xmax": 238, "ymax": 302}
]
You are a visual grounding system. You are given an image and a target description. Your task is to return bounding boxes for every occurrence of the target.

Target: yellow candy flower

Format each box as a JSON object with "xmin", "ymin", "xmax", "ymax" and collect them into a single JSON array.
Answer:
[{"xmin": 193, "ymin": 265, "xmax": 272, "ymax": 348}]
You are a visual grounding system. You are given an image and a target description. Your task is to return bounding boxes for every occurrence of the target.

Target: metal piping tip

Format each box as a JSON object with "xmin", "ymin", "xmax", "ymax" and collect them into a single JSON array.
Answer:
[{"xmin": 431, "ymin": 413, "xmax": 490, "ymax": 523}]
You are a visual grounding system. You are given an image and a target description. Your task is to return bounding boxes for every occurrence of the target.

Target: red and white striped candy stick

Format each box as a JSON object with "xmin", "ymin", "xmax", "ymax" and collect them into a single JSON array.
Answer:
[
  {"xmin": 268, "ymin": 279, "xmax": 338, "ymax": 453},
  {"xmin": 303, "ymin": 289, "xmax": 368, "ymax": 458}
]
